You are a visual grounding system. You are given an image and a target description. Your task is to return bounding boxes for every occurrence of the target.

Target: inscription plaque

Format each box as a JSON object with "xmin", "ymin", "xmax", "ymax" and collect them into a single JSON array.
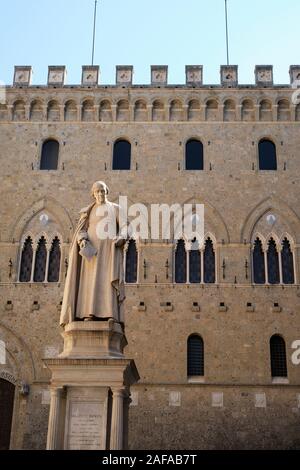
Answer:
[{"xmin": 67, "ymin": 401, "xmax": 104, "ymax": 450}]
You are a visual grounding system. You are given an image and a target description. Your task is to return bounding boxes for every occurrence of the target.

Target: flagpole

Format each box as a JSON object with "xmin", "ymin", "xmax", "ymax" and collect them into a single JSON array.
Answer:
[
  {"xmin": 91, "ymin": 0, "xmax": 98, "ymax": 66},
  {"xmin": 225, "ymin": 0, "xmax": 230, "ymax": 65}
]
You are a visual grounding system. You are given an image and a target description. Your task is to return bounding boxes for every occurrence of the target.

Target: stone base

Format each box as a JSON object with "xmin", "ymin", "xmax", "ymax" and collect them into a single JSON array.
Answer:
[
  {"xmin": 59, "ymin": 320, "xmax": 127, "ymax": 359},
  {"xmin": 44, "ymin": 321, "xmax": 139, "ymax": 450},
  {"xmin": 44, "ymin": 357, "xmax": 139, "ymax": 450}
]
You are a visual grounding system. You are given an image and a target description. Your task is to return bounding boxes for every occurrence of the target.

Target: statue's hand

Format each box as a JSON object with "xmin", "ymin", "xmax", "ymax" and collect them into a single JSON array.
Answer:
[
  {"xmin": 79, "ymin": 239, "xmax": 87, "ymax": 249},
  {"xmin": 114, "ymin": 236, "xmax": 126, "ymax": 248}
]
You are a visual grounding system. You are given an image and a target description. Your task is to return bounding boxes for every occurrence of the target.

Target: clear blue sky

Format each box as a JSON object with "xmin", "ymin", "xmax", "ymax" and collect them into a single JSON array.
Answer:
[{"xmin": 0, "ymin": 0, "xmax": 299, "ymax": 85}]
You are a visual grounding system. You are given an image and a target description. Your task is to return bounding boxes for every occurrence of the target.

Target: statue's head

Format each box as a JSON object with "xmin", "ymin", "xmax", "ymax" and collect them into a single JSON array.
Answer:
[{"xmin": 91, "ymin": 181, "xmax": 109, "ymax": 204}]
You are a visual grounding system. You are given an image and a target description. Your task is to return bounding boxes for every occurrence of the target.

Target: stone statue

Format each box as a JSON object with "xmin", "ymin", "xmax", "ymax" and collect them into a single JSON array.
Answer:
[{"xmin": 60, "ymin": 181, "xmax": 127, "ymax": 326}]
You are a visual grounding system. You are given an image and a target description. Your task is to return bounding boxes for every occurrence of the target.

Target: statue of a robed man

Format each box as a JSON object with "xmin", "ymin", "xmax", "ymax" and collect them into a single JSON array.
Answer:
[{"xmin": 60, "ymin": 181, "xmax": 127, "ymax": 326}]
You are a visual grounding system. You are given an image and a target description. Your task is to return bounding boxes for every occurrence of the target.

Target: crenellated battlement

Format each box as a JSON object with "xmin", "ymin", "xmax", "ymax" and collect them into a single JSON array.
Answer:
[
  {"xmin": 1, "ymin": 65, "xmax": 300, "ymax": 123},
  {"xmin": 5, "ymin": 64, "xmax": 300, "ymax": 88}
]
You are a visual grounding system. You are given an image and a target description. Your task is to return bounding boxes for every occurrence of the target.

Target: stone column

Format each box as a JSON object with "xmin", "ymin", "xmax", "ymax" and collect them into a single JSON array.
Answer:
[
  {"xmin": 219, "ymin": 104, "xmax": 224, "ymax": 121},
  {"xmin": 7, "ymin": 104, "xmax": 14, "ymax": 121},
  {"xmin": 110, "ymin": 388, "xmax": 124, "ymax": 450},
  {"xmin": 44, "ymin": 246, "xmax": 51, "ymax": 283},
  {"xmin": 255, "ymin": 104, "xmax": 260, "ymax": 121},
  {"xmin": 186, "ymin": 248, "xmax": 190, "ymax": 284},
  {"xmin": 77, "ymin": 104, "xmax": 82, "ymax": 121},
  {"xmin": 236, "ymin": 104, "xmax": 242, "ymax": 121},
  {"xmin": 165, "ymin": 104, "xmax": 170, "ymax": 121},
  {"xmin": 42, "ymin": 105, "xmax": 47, "ymax": 121},
  {"xmin": 200, "ymin": 104, "xmax": 206, "ymax": 121},
  {"xmin": 129, "ymin": 104, "xmax": 134, "ymax": 122},
  {"xmin": 278, "ymin": 247, "xmax": 283, "ymax": 284},
  {"xmin": 147, "ymin": 104, "xmax": 153, "ymax": 122},
  {"xmin": 25, "ymin": 105, "xmax": 30, "ymax": 121},
  {"xmin": 293, "ymin": 248, "xmax": 299, "ymax": 284},
  {"xmin": 94, "ymin": 105, "xmax": 100, "ymax": 122},
  {"xmin": 183, "ymin": 104, "xmax": 188, "ymax": 121},
  {"xmin": 30, "ymin": 242, "xmax": 37, "ymax": 282},
  {"xmin": 201, "ymin": 248, "xmax": 204, "ymax": 284},
  {"xmin": 59, "ymin": 105, "xmax": 65, "ymax": 121},
  {"xmin": 46, "ymin": 387, "xmax": 64, "ymax": 450},
  {"xmin": 111, "ymin": 104, "xmax": 117, "ymax": 122},
  {"xmin": 264, "ymin": 250, "xmax": 269, "ymax": 284}
]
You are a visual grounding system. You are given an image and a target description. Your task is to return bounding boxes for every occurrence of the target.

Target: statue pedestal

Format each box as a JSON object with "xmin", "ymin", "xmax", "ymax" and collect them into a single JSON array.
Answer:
[
  {"xmin": 59, "ymin": 320, "xmax": 127, "ymax": 359},
  {"xmin": 44, "ymin": 321, "xmax": 139, "ymax": 450}
]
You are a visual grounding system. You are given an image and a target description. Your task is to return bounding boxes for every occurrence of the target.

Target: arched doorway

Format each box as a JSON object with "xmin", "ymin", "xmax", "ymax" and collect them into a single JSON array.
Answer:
[{"xmin": 0, "ymin": 378, "xmax": 15, "ymax": 449}]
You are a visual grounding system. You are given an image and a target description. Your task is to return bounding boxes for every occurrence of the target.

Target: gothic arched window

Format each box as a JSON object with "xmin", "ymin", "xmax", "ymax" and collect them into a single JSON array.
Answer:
[
  {"xmin": 185, "ymin": 139, "xmax": 204, "ymax": 170},
  {"xmin": 175, "ymin": 240, "xmax": 187, "ymax": 283},
  {"xmin": 189, "ymin": 240, "xmax": 201, "ymax": 283},
  {"xmin": 48, "ymin": 237, "xmax": 61, "ymax": 282},
  {"xmin": 125, "ymin": 240, "xmax": 138, "ymax": 283},
  {"xmin": 19, "ymin": 237, "xmax": 33, "ymax": 282},
  {"xmin": 40, "ymin": 139, "xmax": 59, "ymax": 170},
  {"xmin": 33, "ymin": 237, "xmax": 47, "ymax": 282},
  {"xmin": 281, "ymin": 238, "xmax": 295, "ymax": 285},
  {"xmin": 259, "ymin": 139, "xmax": 277, "ymax": 171},
  {"xmin": 112, "ymin": 140, "xmax": 131, "ymax": 170},
  {"xmin": 187, "ymin": 335, "xmax": 204, "ymax": 377},
  {"xmin": 204, "ymin": 238, "xmax": 215, "ymax": 284},
  {"xmin": 267, "ymin": 238, "xmax": 280, "ymax": 284},
  {"xmin": 270, "ymin": 335, "xmax": 287, "ymax": 378},
  {"xmin": 253, "ymin": 238, "xmax": 265, "ymax": 284}
]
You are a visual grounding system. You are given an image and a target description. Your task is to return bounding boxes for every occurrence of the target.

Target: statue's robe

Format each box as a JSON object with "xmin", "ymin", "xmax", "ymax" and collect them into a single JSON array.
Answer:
[{"xmin": 60, "ymin": 201, "xmax": 125, "ymax": 326}]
